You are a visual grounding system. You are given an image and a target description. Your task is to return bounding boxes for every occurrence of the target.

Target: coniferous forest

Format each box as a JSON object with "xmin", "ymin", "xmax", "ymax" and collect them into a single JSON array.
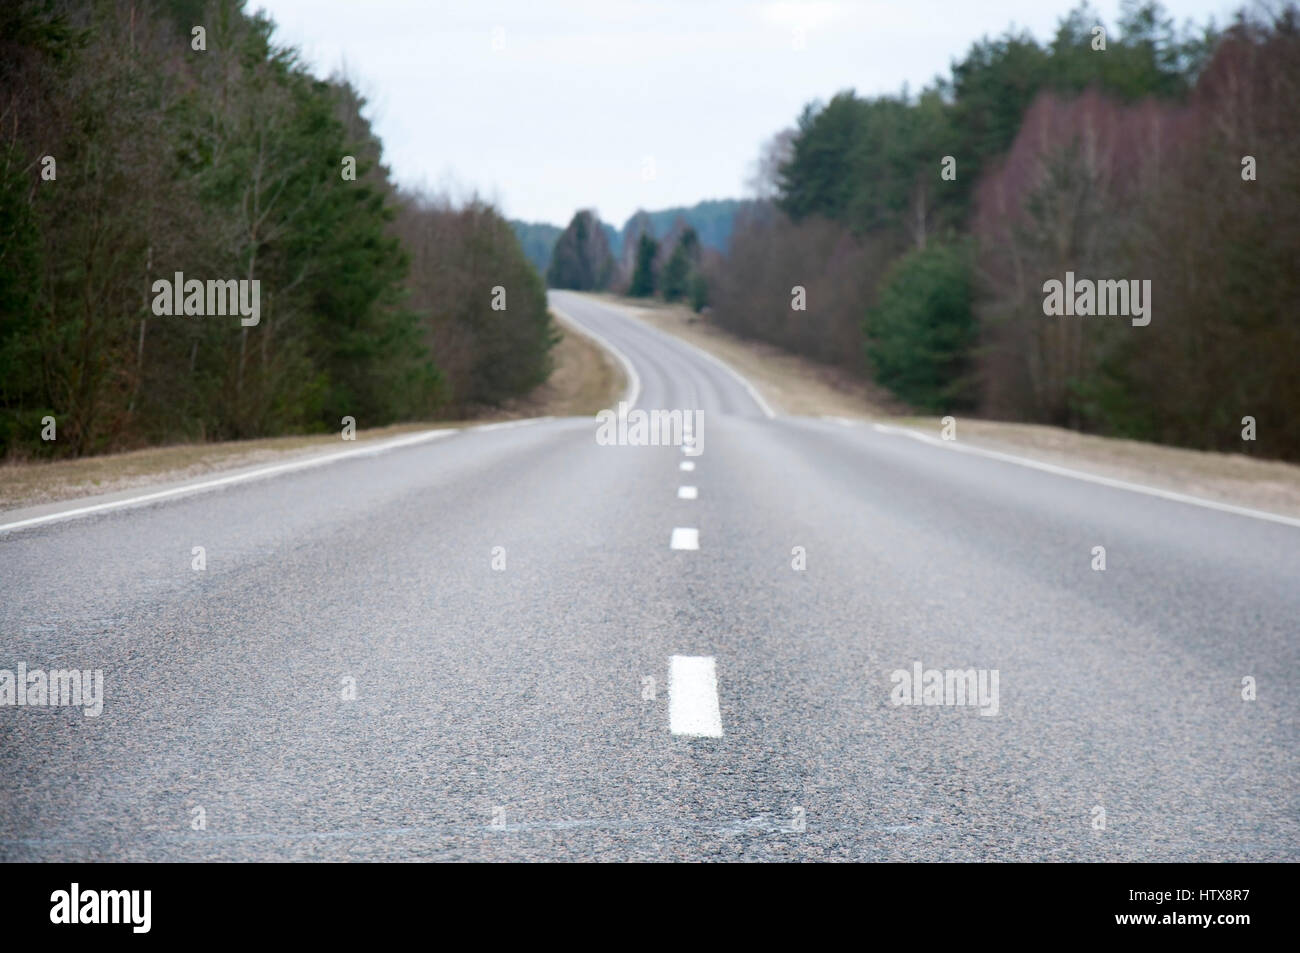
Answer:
[{"xmin": 0, "ymin": 0, "xmax": 554, "ymax": 458}]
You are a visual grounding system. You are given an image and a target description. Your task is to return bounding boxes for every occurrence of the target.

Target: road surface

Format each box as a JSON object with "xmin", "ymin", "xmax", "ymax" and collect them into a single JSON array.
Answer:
[{"xmin": 1, "ymin": 290, "xmax": 1296, "ymax": 861}]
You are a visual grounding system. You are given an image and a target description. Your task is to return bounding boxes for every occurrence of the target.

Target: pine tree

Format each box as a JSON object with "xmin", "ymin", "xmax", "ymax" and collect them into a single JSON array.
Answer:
[{"xmin": 628, "ymin": 233, "xmax": 658, "ymax": 297}]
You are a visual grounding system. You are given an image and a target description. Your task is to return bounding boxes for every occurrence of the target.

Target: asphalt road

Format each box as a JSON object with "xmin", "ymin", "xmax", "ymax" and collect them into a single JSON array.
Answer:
[{"xmin": 1, "ymin": 289, "xmax": 1296, "ymax": 861}]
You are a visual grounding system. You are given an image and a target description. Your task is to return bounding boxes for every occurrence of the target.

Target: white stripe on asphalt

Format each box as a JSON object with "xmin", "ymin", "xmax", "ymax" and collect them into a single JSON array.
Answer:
[
  {"xmin": 469, "ymin": 416, "xmax": 552, "ymax": 433},
  {"xmin": 0, "ymin": 428, "xmax": 461, "ymax": 535},
  {"xmin": 619, "ymin": 309, "xmax": 776, "ymax": 419},
  {"xmin": 679, "ymin": 461, "xmax": 695, "ymax": 472},
  {"xmin": 548, "ymin": 299, "xmax": 642, "ymax": 411},
  {"xmin": 670, "ymin": 527, "xmax": 699, "ymax": 550},
  {"xmin": 560, "ymin": 293, "xmax": 774, "ymax": 419},
  {"xmin": 677, "ymin": 486, "xmax": 698, "ymax": 500},
  {"xmin": 669, "ymin": 655, "xmax": 723, "ymax": 737},
  {"xmin": 872, "ymin": 422, "xmax": 1300, "ymax": 530}
]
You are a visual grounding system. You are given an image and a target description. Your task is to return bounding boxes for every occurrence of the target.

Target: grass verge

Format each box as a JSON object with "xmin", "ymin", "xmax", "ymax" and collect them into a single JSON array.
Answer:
[{"xmin": 0, "ymin": 312, "xmax": 622, "ymax": 512}]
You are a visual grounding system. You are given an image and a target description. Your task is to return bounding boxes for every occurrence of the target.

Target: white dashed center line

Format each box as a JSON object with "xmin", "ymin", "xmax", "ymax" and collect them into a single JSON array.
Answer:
[
  {"xmin": 677, "ymin": 486, "xmax": 698, "ymax": 500},
  {"xmin": 670, "ymin": 527, "xmax": 699, "ymax": 550},
  {"xmin": 669, "ymin": 655, "xmax": 723, "ymax": 737},
  {"xmin": 679, "ymin": 461, "xmax": 695, "ymax": 472}
]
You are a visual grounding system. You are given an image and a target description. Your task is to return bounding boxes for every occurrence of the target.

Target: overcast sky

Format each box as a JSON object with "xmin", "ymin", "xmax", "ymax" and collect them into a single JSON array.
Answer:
[{"xmin": 251, "ymin": 0, "xmax": 1236, "ymax": 228}]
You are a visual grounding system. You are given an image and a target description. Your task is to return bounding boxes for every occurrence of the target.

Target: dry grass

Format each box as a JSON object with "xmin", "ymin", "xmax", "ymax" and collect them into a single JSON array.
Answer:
[
  {"xmin": 490, "ymin": 314, "xmax": 625, "ymax": 420},
  {"xmin": 0, "ymin": 423, "xmax": 454, "ymax": 511},
  {"xmin": 893, "ymin": 416, "xmax": 1300, "ymax": 519},
  {"xmin": 0, "ymin": 311, "xmax": 623, "ymax": 512}
]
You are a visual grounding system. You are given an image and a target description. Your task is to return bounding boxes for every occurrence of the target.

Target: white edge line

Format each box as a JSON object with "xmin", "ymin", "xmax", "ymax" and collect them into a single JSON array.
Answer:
[
  {"xmin": 619, "ymin": 307, "xmax": 776, "ymax": 419},
  {"xmin": 549, "ymin": 299, "xmax": 641, "ymax": 411},
  {"xmin": 469, "ymin": 416, "xmax": 552, "ymax": 433},
  {"xmin": 559, "ymin": 294, "xmax": 774, "ymax": 419},
  {"xmin": 675, "ymin": 335, "xmax": 777, "ymax": 420},
  {"xmin": 871, "ymin": 422, "xmax": 1300, "ymax": 529},
  {"xmin": 0, "ymin": 428, "xmax": 460, "ymax": 535}
]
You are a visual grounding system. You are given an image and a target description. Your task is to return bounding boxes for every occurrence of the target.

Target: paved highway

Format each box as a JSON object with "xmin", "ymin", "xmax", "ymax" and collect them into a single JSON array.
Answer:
[{"xmin": 1, "ymin": 290, "xmax": 1295, "ymax": 861}]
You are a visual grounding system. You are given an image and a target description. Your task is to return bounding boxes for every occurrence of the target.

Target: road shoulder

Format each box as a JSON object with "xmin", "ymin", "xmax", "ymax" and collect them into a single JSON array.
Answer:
[{"xmin": 0, "ymin": 315, "xmax": 619, "ymax": 514}]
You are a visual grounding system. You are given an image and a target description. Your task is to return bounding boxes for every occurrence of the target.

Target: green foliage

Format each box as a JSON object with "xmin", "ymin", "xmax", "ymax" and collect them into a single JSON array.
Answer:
[
  {"xmin": 0, "ymin": 0, "xmax": 548, "ymax": 458},
  {"xmin": 546, "ymin": 209, "xmax": 614, "ymax": 290},
  {"xmin": 688, "ymin": 271, "xmax": 709, "ymax": 313},
  {"xmin": 778, "ymin": 3, "xmax": 1214, "ymax": 243},
  {"xmin": 660, "ymin": 244, "xmax": 690, "ymax": 302},
  {"xmin": 619, "ymin": 199, "xmax": 748, "ymax": 253},
  {"xmin": 0, "ymin": 144, "xmax": 46, "ymax": 453},
  {"xmin": 403, "ymin": 201, "xmax": 554, "ymax": 408},
  {"xmin": 0, "ymin": 0, "xmax": 84, "ymax": 66},
  {"xmin": 720, "ymin": 0, "xmax": 1284, "ymax": 463},
  {"xmin": 942, "ymin": 2, "xmax": 1212, "ymax": 206},
  {"xmin": 946, "ymin": 31, "xmax": 1053, "ymax": 186},
  {"xmin": 865, "ymin": 243, "xmax": 976, "ymax": 411},
  {"xmin": 778, "ymin": 88, "xmax": 959, "ymax": 250},
  {"xmin": 659, "ymin": 226, "xmax": 701, "ymax": 303},
  {"xmin": 778, "ymin": 96, "xmax": 865, "ymax": 226},
  {"xmin": 628, "ymin": 233, "xmax": 658, "ymax": 298}
]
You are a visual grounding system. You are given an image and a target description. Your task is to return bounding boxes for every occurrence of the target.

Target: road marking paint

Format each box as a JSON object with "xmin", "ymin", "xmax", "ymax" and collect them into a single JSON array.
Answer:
[
  {"xmin": 670, "ymin": 527, "xmax": 699, "ymax": 550},
  {"xmin": 677, "ymin": 486, "xmax": 698, "ymax": 500},
  {"xmin": 0, "ymin": 429, "xmax": 460, "ymax": 536},
  {"xmin": 872, "ymin": 422, "xmax": 1300, "ymax": 530},
  {"xmin": 641, "ymin": 322, "xmax": 776, "ymax": 419},
  {"xmin": 669, "ymin": 655, "xmax": 723, "ymax": 737},
  {"xmin": 548, "ymin": 299, "xmax": 641, "ymax": 411},
  {"xmin": 574, "ymin": 294, "xmax": 775, "ymax": 419},
  {"xmin": 685, "ymin": 341, "xmax": 777, "ymax": 418},
  {"xmin": 679, "ymin": 461, "xmax": 695, "ymax": 472},
  {"xmin": 469, "ymin": 416, "xmax": 552, "ymax": 433}
]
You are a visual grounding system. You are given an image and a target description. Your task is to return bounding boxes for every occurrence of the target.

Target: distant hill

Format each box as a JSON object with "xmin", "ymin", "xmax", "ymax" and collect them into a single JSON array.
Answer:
[
  {"xmin": 509, "ymin": 221, "xmax": 563, "ymax": 274},
  {"xmin": 619, "ymin": 199, "xmax": 750, "ymax": 254},
  {"xmin": 512, "ymin": 199, "xmax": 749, "ymax": 279}
]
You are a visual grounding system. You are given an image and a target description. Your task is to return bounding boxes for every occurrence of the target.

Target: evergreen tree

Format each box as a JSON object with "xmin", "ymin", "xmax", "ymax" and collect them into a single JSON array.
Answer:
[
  {"xmin": 546, "ymin": 209, "xmax": 614, "ymax": 290},
  {"xmin": 628, "ymin": 233, "xmax": 658, "ymax": 297}
]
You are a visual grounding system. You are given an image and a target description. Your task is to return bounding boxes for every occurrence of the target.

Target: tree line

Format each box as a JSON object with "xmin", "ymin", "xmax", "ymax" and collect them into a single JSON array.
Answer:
[
  {"xmin": 0, "ymin": 0, "xmax": 553, "ymax": 459},
  {"xmin": 709, "ymin": 2, "xmax": 1300, "ymax": 461},
  {"xmin": 515, "ymin": 199, "xmax": 747, "ymax": 281},
  {"xmin": 546, "ymin": 207, "xmax": 713, "ymax": 312}
]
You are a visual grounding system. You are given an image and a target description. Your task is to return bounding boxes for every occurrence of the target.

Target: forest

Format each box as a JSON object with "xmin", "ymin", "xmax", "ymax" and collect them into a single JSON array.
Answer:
[
  {"xmin": 513, "ymin": 198, "xmax": 746, "ymax": 281},
  {"xmin": 708, "ymin": 2, "xmax": 1299, "ymax": 461},
  {"xmin": 0, "ymin": 0, "xmax": 554, "ymax": 458}
]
